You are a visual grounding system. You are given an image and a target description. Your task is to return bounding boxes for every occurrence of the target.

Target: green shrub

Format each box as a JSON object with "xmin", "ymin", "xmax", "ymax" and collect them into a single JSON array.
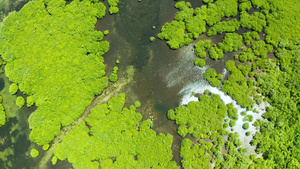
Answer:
[
  {"xmin": 204, "ymin": 68, "xmax": 222, "ymax": 87},
  {"xmin": 194, "ymin": 58, "xmax": 206, "ymax": 67},
  {"xmin": 246, "ymin": 131, "xmax": 251, "ymax": 136},
  {"xmin": 227, "ymin": 103, "xmax": 238, "ymax": 120},
  {"xmin": 242, "ymin": 123, "xmax": 249, "ymax": 130},
  {"xmin": 109, "ymin": 73, "xmax": 118, "ymax": 82},
  {"xmin": 9, "ymin": 83, "xmax": 18, "ymax": 95},
  {"xmin": 30, "ymin": 149, "xmax": 39, "ymax": 158},
  {"xmin": 16, "ymin": 96, "xmax": 25, "ymax": 109},
  {"xmin": 229, "ymin": 120, "xmax": 236, "ymax": 127}
]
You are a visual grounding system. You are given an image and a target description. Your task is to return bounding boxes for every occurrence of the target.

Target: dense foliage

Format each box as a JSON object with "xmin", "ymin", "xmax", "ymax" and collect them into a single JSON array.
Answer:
[
  {"xmin": 207, "ymin": 19, "xmax": 239, "ymax": 37},
  {"xmin": 9, "ymin": 83, "xmax": 18, "ymax": 95},
  {"xmin": 54, "ymin": 94, "xmax": 177, "ymax": 169},
  {"xmin": 108, "ymin": 0, "xmax": 120, "ymax": 14},
  {"xmin": 0, "ymin": 0, "xmax": 109, "ymax": 145},
  {"xmin": 249, "ymin": 45, "xmax": 300, "ymax": 168},
  {"xmin": 218, "ymin": 33, "xmax": 243, "ymax": 53},
  {"xmin": 194, "ymin": 40, "xmax": 211, "ymax": 58},
  {"xmin": 208, "ymin": 47, "xmax": 224, "ymax": 60},
  {"xmin": 30, "ymin": 149, "xmax": 39, "ymax": 158},
  {"xmin": 180, "ymin": 138, "xmax": 212, "ymax": 169},
  {"xmin": 238, "ymin": 48, "xmax": 256, "ymax": 63},
  {"xmin": 0, "ymin": 95, "xmax": 5, "ymax": 126},
  {"xmin": 251, "ymin": 40, "xmax": 273, "ymax": 59},
  {"xmin": 16, "ymin": 96, "xmax": 25, "ymax": 109},
  {"xmin": 168, "ymin": 90, "xmax": 266, "ymax": 168},
  {"xmin": 194, "ymin": 58, "xmax": 206, "ymax": 67},
  {"xmin": 240, "ymin": 11, "xmax": 266, "ymax": 32},
  {"xmin": 109, "ymin": 66, "xmax": 119, "ymax": 82},
  {"xmin": 0, "ymin": 0, "xmax": 299, "ymax": 168},
  {"xmin": 157, "ymin": 20, "xmax": 191, "ymax": 49},
  {"xmin": 227, "ymin": 103, "xmax": 238, "ymax": 120},
  {"xmin": 168, "ymin": 91, "xmax": 227, "ymax": 139},
  {"xmin": 263, "ymin": 0, "xmax": 300, "ymax": 47},
  {"xmin": 158, "ymin": 0, "xmax": 238, "ymax": 49},
  {"xmin": 222, "ymin": 60, "xmax": 256, "ymax": 108},
  {"xmin": 204, "ymin": 68, "xmax": 222, "ymax": 87},
  {"xmin": 243, "ymin": 31, "xmax": 260, "ymax": 46}
]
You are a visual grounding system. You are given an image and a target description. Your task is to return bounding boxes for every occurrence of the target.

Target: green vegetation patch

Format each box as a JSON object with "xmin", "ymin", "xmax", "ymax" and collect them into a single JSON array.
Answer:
[
  {"xmin": 9, "ymin": 83, "xmax": 18, "ymax": 95},
  {"xmin": 0, "ymin": 95, "xmax": 5, "ymax": 126},
  {"xmin": 229, "ymin": 120, "xmax": 236, "ymax": 127},
  {"xmin": 30, "ymin": 149, "xmax": 39, "ymax": 158},
  {"xmin": 243, "ymin": 115, "xmax": 253, "ymax": 122},
  {"xmin": 237, "ymin": 65, "xmax": 252, "ymax": 76},
  {"xmin": 185, "ymin": 15, "xmax": 206, "ymax": 39},
  {"xmin": 108, "ymin": 0, "xmax": 120, "ymax": 14},
  {"xmin": 0, "ymin": 103, "xmax": 5, "ymax": 126},
  {"xmin": 263, "ymin": 0, "xmax": 300, "ymax": 47},
  {"xmin": 208, "ymin": 46, "xmax": 224, "ymax": 60},
  {"xmin": 248, "ymin": 43, "xmax": 300, "ymax": 167},
  {"xmin": 174, "ymin": 1, "xmax": 193, "ymax": 21},
  {"xmin": 54, "ymin": 94, "xmax": 177, "ymax": 169},
  {"xmin": 180, "ymin": 138, "xmax": 212, "ymax": 169},
  {"xmin": 239, "ymin": 1, "xmax": 252, "ymax": 11},
  {"xmin": 157, "ymin": 20, "xmax": 191, "ymax": 49},
  {"xmin": 243, "ymin": 31, "xmax": 260, "ymax": 46},
  {"xmin": 16, "ymin": 96, "xmax": 25, "ymax": 109},
  {"xmin": 175, "ymin": 1, "xmax": 206, "ymax": 39},
  {"xmin": 222, "ymin": 60, "xmax": 255, "ymax": 108},
  {"xmin": 245, "ymin": 131, "xmax": 251, "ymax": 136},
  {"xmin": 240, "ymin": 11, "xmax": 266, "ymax": 32},
  {"xmin": 196, "ymin": 0, "xmax": 238, "ymax": 26},
  {"xmin": 194, "ymin": 40, "xmax": 211, "ymax": 58},
  {"xmin": 169, "ymin": 91, "xmax": 260, "ymax": 168},
  {"xmin": 150, "ymin": 36, "xmax": 155, "ymax": 42},
  {"xmin": 204, "ymin": 68, "xmax": 222, "ymax": 87},
  {"xmin": 219, "ymin": 133, "xmax": 253, "ymax": 168},
  {"xmin": 238, "ymin": 48, "xmax": 256, "ymax": 63},
  {"xmin": 158, "ymin": 0, "xmax": 238, "ymax": 49},
  {"xmin": 167, "ymin": 91, "xmax": 227, "ymax": 139},
  {"xmin": 255, "ymin": 58, "xmax": 277, "ymax": 72},
  {"xmin": 242, "ymin": 123, "xmax": 250, "ymax": 130},
  {"xmin": 0, "ymin": 0, "xmax": 109, "ymax": 146},
  {"xmin": 194, "ymin": 58, "xmax": 206, "ymax": 67},
  {"xmin": 109, "ymin": 66, "xmax": 118, "ymax": 82},
  {"xmin": 207, "ymin": 18, "xmax": 240, "ymax": 36},
  {"xmin": 227, "ymin": 103, "xmax": 238, "ymax": 120},
  {"xmin": 252, "ymin": 40, "xmax": 273, "ymax": 58},
  {"xmin": 218, "ymin": 33, "xmax": 243, "ymax": 53}
]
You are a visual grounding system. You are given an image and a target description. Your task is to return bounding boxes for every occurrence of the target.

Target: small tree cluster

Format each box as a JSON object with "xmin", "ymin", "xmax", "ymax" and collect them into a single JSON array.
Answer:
[{"xmin": 204, "ymin": 68, "xmax": 222, "ymax": 87}]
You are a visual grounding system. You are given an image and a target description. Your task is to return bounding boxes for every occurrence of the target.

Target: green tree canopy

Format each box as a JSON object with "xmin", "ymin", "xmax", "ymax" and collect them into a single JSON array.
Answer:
[
  {"xmin": 16, "ymin": 96, "xmax": 25, "ymax": 109},
  {"xmin": 167, "ymin": 91, "xmax": 227, "ymax": 139},
  {"xmin": 204, "ymin": 68, "xmax": 222, "ymax": 87},
  {"xmin": 0, "ymin": 0, "xmax": 109, "ymax": 146},
  {"xmin": 54, "ymin": 94, "xmax": 177, "ymax": 169}
]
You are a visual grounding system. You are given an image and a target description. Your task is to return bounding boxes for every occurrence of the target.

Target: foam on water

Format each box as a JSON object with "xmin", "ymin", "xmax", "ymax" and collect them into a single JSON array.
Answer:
[
  {"xmin": 164, "ymin": 43, "xmax": 208, "ymax": 88},
  {"xmin": 178, "ymin": 70, "xmax": 269, "ymax": 156},
  {"xmin": 163, "ymin": 42, "xmax": 269, "ymax": 156}
]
